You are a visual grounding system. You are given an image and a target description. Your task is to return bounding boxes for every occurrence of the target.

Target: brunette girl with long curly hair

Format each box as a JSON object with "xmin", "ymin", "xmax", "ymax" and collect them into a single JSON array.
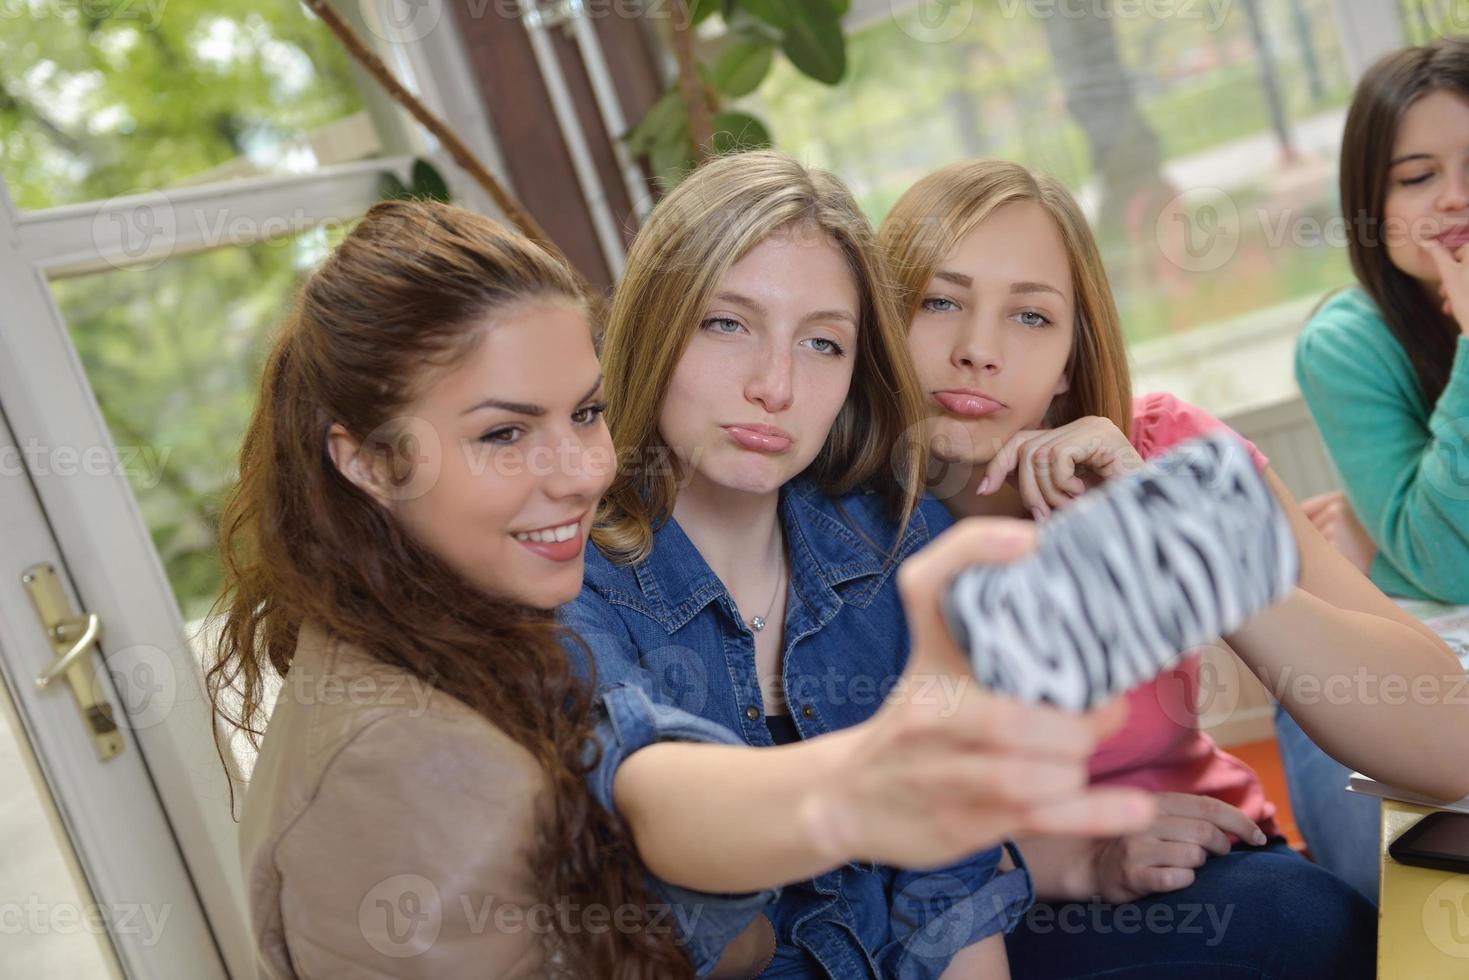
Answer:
[{"xmin": 208, "ymin": 199, "xmax": 698, "ymax": 978}]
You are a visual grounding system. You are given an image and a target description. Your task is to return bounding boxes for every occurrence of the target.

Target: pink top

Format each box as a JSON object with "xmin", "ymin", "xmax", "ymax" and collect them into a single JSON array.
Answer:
[{"xmin": 1085, "ymin": 392, "xmax": 1279, "ymax": 838}]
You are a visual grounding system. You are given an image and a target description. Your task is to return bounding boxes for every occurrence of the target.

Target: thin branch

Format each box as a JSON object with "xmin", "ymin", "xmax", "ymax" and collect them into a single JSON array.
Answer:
[
  {"xmin": 670, "ymin": 0, "xmax": 714, "ymax": 164},
  {"xmin": 0, "ymin": 80, "xmax": 87, "ymax": 156},
  {"xmin": 301, "ymin": 0, "xmax": 574, "ymax": 276}
]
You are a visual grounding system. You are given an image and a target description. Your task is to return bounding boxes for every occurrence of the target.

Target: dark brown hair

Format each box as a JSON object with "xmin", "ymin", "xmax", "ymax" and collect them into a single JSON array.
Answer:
[
  {"xmin": 207, "ymin": 200, "xmax": 691, "ymax": 977},
  {"xmin": 1341, "ymin": 37, "xmax": 1469, "ymax": 404}
]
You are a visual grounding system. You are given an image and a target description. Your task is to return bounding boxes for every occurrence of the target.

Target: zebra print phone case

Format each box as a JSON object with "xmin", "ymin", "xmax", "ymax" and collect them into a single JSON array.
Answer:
[{"xmin": 940, "ymin": 432, "xmax": 1300, "ymax": 711}]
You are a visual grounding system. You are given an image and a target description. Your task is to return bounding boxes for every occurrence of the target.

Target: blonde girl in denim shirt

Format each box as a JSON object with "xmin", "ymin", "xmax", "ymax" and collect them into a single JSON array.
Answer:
[{"xmin": 562, "ymin": 150, "xmax": 1156, "ymax": 978}]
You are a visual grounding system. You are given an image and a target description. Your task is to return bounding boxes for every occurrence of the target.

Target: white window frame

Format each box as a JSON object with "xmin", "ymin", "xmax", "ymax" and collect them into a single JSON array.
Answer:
[{"xmin": 0, "ymin": 6, "xmax": 505, "ymax": 976}]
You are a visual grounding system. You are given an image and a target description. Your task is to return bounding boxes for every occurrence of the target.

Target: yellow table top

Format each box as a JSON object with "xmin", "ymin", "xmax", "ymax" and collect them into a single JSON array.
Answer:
[{"xmin": 1379, "ymin": 798, "xmax": 1469, "ymax": 978}]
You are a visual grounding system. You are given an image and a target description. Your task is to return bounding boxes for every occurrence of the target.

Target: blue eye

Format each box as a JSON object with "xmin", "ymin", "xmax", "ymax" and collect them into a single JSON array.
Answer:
[
  {"xmin": 805, "ymin": 337, "xmax": 846, "ymax": 357},
  {"xmin": 702, "ymin": 316, "xmax": 745, "ymax": 335},
  {"xmin": 1016, "ymin": 310, "xmax": 1053, "ymax": 328},
  {"xmin": 922, "ymin": 296, "xmax": 958, "ymax": 313}
]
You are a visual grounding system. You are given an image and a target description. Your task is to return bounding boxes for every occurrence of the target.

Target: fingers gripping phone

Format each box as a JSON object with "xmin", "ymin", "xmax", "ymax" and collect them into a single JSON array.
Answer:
[{"xmin": 941, "ymin": 432, "xmax": 1301, "ymax": 711}]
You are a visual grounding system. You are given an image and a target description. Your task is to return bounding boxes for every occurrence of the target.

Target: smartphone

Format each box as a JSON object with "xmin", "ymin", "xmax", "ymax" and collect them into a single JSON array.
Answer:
[
  {"xmin": 1389, "ymin": 812, "xmax": 1469, "ymax": 874},
  {"xmin": 941, "ymin": 431, "xmax": 1300, "ymax": 711}
]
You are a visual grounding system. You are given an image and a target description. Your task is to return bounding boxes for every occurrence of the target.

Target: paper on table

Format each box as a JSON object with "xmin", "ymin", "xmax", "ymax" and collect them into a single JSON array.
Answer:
[
  {"xmin": 1346, "ymin": 772, "xmax": 1469, "ymax": 814},
  {"xmin": 1393, "ymin": 600, "xmax": 1469, "ymax": 667}
]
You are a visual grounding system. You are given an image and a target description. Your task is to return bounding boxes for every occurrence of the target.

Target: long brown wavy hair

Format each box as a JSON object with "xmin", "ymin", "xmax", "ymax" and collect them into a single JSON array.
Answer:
[
  {"xmin": 1340, "ymin": 37, "xmax": 1469, "ymax": 405},
  {"xmin": 207, "ymin": 200, "xmax": 692, "ymax": 977}
]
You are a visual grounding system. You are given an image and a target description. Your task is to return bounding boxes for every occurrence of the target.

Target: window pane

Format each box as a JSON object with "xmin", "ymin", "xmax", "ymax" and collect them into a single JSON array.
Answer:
[
  {"xmin": 753, "ymin": 0, "xmax": 1354, "ymax": 349},
  {"xmin": 1, "ymin": 1, "xmax": 392, "ymax": 211},
  {"xmin": 0, "ymin": 657, "xmax": 122, "ymax": 977},
  {"xmin": 1399, "ymin": 0, "xmax": 1469, "ymax": 45},
  {"xmin": 49, "ymin": 225, "xmax": 347, "ymax": 622}
]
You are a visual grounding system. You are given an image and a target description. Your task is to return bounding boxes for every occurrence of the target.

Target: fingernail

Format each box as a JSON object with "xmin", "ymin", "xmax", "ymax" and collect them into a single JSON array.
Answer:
[
  {"xmin": 1252, "ymin": 830, "xmax": 1267, "ymax": 846},
  {"xmin": 977, "ymin": 476, "xmax": 990, "ymax": 495},
  {"xmin": 1031, "ymin": 507, "xmax": 1046, "ymax": 522}
]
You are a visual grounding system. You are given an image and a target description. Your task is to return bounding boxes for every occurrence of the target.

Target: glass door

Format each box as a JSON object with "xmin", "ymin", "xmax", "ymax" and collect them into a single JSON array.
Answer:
[
  {"xmin": 0, "ymin": 3, "xmax": 494, "ymax": 974},
  {"xmin": 0, "ymin": 405, "xmax": 226, "ymax": 977}
]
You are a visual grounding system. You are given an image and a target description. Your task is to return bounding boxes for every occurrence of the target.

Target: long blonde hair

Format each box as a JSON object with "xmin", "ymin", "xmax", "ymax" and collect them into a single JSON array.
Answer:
[
  {"xmin": 595, "ymin": 150, "xmax": 928, "ymax": 562},
  {"xmin": 878, "ymin": 159, "xmax": 1132, "ymax": 434}
]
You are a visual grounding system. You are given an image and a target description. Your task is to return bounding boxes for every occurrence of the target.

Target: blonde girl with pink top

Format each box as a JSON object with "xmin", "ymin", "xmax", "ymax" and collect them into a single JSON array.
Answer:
[{"xmin": 879, "ymin": 159, "xmax": 1469, "ymax": 978}]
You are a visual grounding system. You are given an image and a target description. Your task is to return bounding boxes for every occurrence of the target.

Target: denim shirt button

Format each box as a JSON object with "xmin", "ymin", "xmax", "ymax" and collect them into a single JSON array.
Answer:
[
  {"xmin": 801, "ymin": 704, "xmax": 814, "ymax": 719},
  {"xmin": 746, "ymin": 705, "xmax": 760, "ymax": 720}
]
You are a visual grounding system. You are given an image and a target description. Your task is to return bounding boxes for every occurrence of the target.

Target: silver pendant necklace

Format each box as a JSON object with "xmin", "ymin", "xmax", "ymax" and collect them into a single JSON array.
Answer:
[{"xmin": 748, "ymin": 557, "xmax": 784, "ymax": 633}]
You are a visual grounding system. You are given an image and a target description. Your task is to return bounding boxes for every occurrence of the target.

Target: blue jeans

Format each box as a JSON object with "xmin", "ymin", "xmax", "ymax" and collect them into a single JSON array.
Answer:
[
  {"xmin": 1272, "ymin": 703, "xmax": 1381, "ymax": 906},
  {"xmin": 1003, "ymin": 839, "xmax": 1375, "ymax": 979}
]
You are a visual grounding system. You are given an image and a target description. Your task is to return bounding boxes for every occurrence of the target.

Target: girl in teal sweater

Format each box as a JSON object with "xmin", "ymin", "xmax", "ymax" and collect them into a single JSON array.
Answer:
[
  {"xmin": 1296, "ymin": 39, "xmax": 1469, "ymax": 606},
  {"xmin": 1280, "ymin": 38, "xmax": 1469, "ymax": 908}
]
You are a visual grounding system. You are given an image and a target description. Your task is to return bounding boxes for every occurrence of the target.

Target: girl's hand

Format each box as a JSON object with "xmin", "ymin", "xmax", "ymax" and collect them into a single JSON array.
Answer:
[
  {"xmin": 1427, "ymin": 242, "xmax": 1469, "ymax": 337},
  {"xmin": 807, "ymin": 518, "xmax": 1156, "ymax": 870},
  {"xmin": 1301, "ymin": 491, "xmax": 1377, "ymax": 575},
  {"xmin": 1088, "ymin": 792, "xmax": 1267, "ymax": 903},
  {"xmin": 979, "ymin": 417, "xmax": 1144, "ymax": 519}
]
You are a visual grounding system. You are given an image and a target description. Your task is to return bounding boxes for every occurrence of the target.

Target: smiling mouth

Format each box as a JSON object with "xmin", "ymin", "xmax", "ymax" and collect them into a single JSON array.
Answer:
[
  {"xmin": 510, "ymin": 513, "xmax": 588, "ymax": 564},
  {"xmin": 512, "ymin": 520, "xmax": 582, "ymax": 544}
]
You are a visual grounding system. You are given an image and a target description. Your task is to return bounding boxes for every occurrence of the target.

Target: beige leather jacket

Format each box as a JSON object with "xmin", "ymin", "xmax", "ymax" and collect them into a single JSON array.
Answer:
[{"xmin": 238, "ymin": 623, "xmax": 547, "ymax": 978}]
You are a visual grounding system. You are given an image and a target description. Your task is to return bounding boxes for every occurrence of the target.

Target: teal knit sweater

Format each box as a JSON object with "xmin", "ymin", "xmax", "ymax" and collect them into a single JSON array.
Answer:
[{"xmin": 1295, "ymin": 287, "xmax": 1469, "ymax": 604}]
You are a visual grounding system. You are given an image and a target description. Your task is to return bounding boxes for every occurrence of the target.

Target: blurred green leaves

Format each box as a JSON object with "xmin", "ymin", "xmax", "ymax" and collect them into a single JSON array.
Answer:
[
  {"xmin": 378, "ymin": 158, "xmax": 452, "ymax": 203},
  {"xmin": 5, "ymin": 0, "xmax": 370, "ymax": 620},
  {"xmin": 623, "ymin": 0, "xmax": 848, "ymax": 190}
]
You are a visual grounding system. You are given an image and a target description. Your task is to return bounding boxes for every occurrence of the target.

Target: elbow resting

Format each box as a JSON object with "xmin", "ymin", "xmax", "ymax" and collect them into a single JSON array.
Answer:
[{"xmin": 1432, "ymin": 772, "xmax": 1469, "ymax": 804}]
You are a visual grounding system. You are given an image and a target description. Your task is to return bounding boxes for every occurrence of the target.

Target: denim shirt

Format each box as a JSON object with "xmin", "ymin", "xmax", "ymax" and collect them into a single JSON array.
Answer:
[{"xmin": 565, "ymin": 481, "xmax": 1033, "ymax": 979}]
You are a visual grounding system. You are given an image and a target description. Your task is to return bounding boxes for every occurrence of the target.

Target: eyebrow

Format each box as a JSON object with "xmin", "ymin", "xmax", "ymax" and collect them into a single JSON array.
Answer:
[
  {"xmin": 1011, "ymin": 281, "xmax": 1065, "ymax": 298},
  {"xmin": 931, "ymin": 271, "xmax": 1063, "ymax": 298},
  {"xmin": 711, "ymin": 290, "xmax": 857, "ymax": 327},
  {"xmin": 460, "ymin": 376, "xmax": 604, "ymax": 417}
]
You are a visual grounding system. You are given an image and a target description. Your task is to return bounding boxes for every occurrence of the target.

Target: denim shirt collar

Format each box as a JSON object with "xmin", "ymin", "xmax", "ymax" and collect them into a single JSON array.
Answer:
[{"xmin": 629, "ymin": 480, "xmax": 927, "ymax": 634}]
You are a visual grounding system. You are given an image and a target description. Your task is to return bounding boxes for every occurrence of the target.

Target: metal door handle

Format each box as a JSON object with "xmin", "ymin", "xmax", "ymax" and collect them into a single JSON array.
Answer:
[
  {"xmin": 37, "ymin": 613, "xmax": 103, "ymax": 688},
  {"xmin": 21, "ymin": 564, "xmax": 122, "ymax": 761}
]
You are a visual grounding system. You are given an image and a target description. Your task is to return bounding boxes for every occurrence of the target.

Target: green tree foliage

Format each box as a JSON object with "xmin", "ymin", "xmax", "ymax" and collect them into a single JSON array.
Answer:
[
  {"xmin": 624, "ymin": 0, "xmax": 848, "ymax": 189},
  {"xmin": 4, "ymin": 1, "xmax": 368, "ymax": 619},
  {"xmin": 1, "ymin": 0, "xmax": 363, "ymax": 208}
]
